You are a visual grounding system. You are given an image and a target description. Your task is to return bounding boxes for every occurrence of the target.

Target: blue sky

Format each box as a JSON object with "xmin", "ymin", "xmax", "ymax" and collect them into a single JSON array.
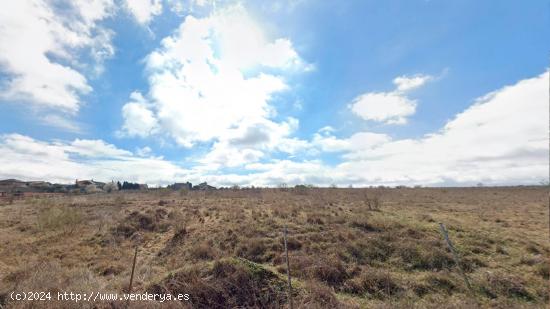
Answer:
[{"xmin": 0, "ymin": 0, "xmax": 548, "ymax": 187}]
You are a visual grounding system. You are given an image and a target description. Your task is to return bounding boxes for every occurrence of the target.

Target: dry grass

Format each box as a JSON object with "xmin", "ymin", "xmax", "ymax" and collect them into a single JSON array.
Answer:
[{"xmin": 0, "ymin": 187, "xmax": 548, "ymax": 308}]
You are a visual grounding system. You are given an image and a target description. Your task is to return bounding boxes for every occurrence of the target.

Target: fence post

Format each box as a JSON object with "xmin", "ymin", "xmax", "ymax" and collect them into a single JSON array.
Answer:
[
  {"xmin": 128, "ymin": 246, "xmax": 138, "ymax": 293},
  {"xmin": 283, "ymin": 226, "xmax": 294, "ymax": 309},
  {"xmin": 438, "ymin": 223, "xmax": 473, "ymax": 293}
]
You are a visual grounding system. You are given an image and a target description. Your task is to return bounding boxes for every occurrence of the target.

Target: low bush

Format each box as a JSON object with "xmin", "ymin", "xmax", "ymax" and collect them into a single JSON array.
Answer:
[
  {"xmin": 297, "ymin": 281, "xmax": 342, "ymax": 308},
  {"xmin": 395, "ymin": 242, "xmax": 454, "ymax": 270},
  {"xmin": 189, "ymin": 242, "xmax": 216, "ymax": 260},
  {"xmin": 235, "ymin": 238, "xmax": 269, "ymax": 262},
  {"xmin": 343, "ymin": 268, "xmax": 402, "ymax": 299},
  {"xmin": 148, "ymin": 258, "xmax": 287, "ymax": 308},
  {"xmin": 482, "ymin": 271, "xmax": 534, "ymax": 300},
  {"xmin": 112, "ymin": 210, "xmax": 170, "ymax": 238},
  {"xmin": 36, "ymin": 206, "xmax": 83, "ymax": 234}
]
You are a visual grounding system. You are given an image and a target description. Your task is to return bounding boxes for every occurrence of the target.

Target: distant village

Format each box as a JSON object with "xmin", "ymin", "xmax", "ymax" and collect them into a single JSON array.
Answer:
[{"xmin": 0, "ymin": 179, "xmax": 216, "ymax": 200}]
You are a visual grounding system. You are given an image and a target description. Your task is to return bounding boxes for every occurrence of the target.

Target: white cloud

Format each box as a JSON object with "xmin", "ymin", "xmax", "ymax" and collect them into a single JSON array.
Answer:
[
  {"xmin": 65, "ymin": 139, "xmax": 133, "ymax": 157},
  {"xmin": 202, "ymin": 64, "xmax": 547, "ymax": 187},
  {"xmin": 0, "ymin": 0, "xmax": 115, "ymax": 113},
  {"xmin": 121, "ymin": 4, "xmax": 310, "ymax": 167},
  {"xmin": 350, "ymin": 92, "xmax": 417, "ymax": 124},
  {"xmin": 201, "ymin": 143, "xmax": 265, "ymax": 169},
  {"xmin": 238, "ymin": 159, "xmax": 337, "ymax": 186},
  {"xmin": 40, "ymin": 114, "xmax": 84, "ymax": 133},
  {"xmin": 349, "ymin": 73, "xmax": 432, "ymax": 124},
  {"xmin": 204, "ymin": 70, "xmax": 547, "ymax": 187},
  {"xmin": 119, "ymin": 92, "xmax": 159, "ymax": 138},
  {"xmin": 393, "ymin": 74, "xmax": 432, "ymax": 92},
  {"xmin": 167, "ymin": 0, "xmax": 213, "ymax": 14},
  {"xmin": 196, "ymin": 117, "xmax": 309, "ymax": 170},
  {"xmin": 0, "ymin": 134, "xmax": 188, "ymax": 185},
  {"xmin": 317, "ymin": 126, "xmax": 335, "ymax": 134},
  {"xmin": 1, "ymin": 69, "xmax": 547, "ymax": 187},
  {"xmin": 313, "ymin": 131, "xmax": 391, "ymax": 153},
  {"xmin": 124, "ymin": 0, "xmax": 163, "ymax": 25},
  {"xmin": 136, "ymin": 146, "xmax": 153, "ymax": 157},
  {"xmin": 338, "ymin": 71, "xmax": 549, "ymax": 185}
]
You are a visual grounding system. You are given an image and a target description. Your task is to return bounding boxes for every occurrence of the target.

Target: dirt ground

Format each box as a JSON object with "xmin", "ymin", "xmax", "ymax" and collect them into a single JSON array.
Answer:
[{"xmin": 0, "ymin": 186, "xmax": 548, "ymax": 308}]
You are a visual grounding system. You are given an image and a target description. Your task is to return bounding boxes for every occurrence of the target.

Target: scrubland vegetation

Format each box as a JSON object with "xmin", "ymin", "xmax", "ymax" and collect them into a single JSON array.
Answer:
[{"xmin": 0, "ymin": 187, "xmax": 548, "ymax": 308}]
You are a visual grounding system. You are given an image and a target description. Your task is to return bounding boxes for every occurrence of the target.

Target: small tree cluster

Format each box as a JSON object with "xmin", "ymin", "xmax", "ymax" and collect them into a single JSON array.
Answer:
[
  {"xmin": 117, "ymin": 181, "xmax": 141, "ymax": 190},
  {"xmin": 363, "ymin": 190, "xmax": 381, "ymax": 210}
]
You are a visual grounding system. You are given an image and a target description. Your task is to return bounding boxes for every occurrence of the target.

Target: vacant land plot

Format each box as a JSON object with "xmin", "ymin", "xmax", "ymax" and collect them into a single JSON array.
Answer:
[{"xmin": 0, "ymin": 187, "xmax": 547, "ymax": 308}]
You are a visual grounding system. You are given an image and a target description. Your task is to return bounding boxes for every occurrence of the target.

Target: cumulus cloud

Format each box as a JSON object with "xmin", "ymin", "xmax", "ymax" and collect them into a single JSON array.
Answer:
[
  {"xmin": 121, "ymin": 4, "xmax": 310, "ymax": 167},
  {"xmin": 204, "ymin": 70, "xmax": 547, "ymax": 187},
  {"xmin": 119, "ymin": 92, "xmax": 159, "ymax": 137},
  {"xmin": 349, "ymin": 74, "xmax": 432, "ymax": 124},
  {"xmin": 196, "ymin": 117, "xmax": 309, "ymax": 169},
  {"xmin": 350, "ymin": 92, "xmax": 417, "ymax": 124},
  {"xmin": 0, "ymin": 134, "xmax": 188, "ymax": 185},
  {"xmin": 0, "ymin": 0, "xmax": 115, "ymax": 113},
  {"xmin": 124, "ymin": 0, "xmax": 163, "ymax": 25},
  {"xmin": 1, "ymin": 69, "xmax": 547, "ymax": 187},
  {"xmin": 338, "ymin": 71, "xmax": 549, "ymax": 186}
]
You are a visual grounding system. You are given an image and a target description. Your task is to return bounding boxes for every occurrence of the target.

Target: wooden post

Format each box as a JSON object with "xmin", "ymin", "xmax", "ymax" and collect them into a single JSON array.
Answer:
[
  {"xmin": 283, "ymin": 226, "xmax": 294, "ymax": 309},
  {"xmin": 439, "ymin": 223, "xmax": 473, "ymax": 293},
  {"xmin": 128, "ymin": 246, "xmax": 138, "ymax": 293}
]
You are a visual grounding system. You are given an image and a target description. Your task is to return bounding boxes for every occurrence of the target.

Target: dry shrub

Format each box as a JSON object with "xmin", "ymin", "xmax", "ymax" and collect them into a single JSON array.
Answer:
[
  {"xmin": 158, "ymin": 227, "xmax": 188, "ymax": 257},
  {"xmin": 275, "ymin": 254, "xmax": 306, "ymax": 277},
  {"xmin": 525, "ymin": 243, "xmax": 542, "ymax": 254},
  {"xmin": 36, "ymin": 206, "xmax": 83, "ymax": 234},
  {"xmin": 271, "ymin": 208, "xmax": 287, "ymax": 219},
  {"xmin": 535, "ymin": 262, "xmax": 549, "ymax": 279},
  {"xmin": 518, "ymin": 254, "xmax": 542, "ymax": 266},
  {"xmin": 283, "ymin": 254, "xmax": 348, "ymax": 287},
  {"xmin": 306, "ymin": 214, "xmax": 325, "ymax": 225},
  {"xmin": 273, "ymin": 254, "xmax": 348, "ymax": 287},
  {"xmin": 148, "ymin": 258, "xmax": 287, "ymax": 308},
  {"xmin": 363, "ymin": 191, "xmax": 382, "ymax": 210},
  {"xmin": 2, "ymin": 261, "xmax": 105, "ymax": 309},
  {"xmin": 167, "ymin": 209, "xmax": 187, "ymax": 231},
  {"xmin": 345, "ymin": 241, "xmax": 368, "ymax": 264},
  {"xmin": 424, "ymin": 273, "xmax": 457, "ymax": 294},
  {"xmin": 343, "ymin": 268, "xmax": 402, "ymax": 299},
  {"xmin": 395, "ymin": 242, "xmax": 454, "ymax": 271},
  {"xmin": 308, "ymin": 259, "xmax": 348, "ymax": 287},
  {"xmin": 411, "ymin": 272, "xmax": 458, "ymax": 297},
  {"xmin": 349, "ymin": 217, "xmax": 383, "ymax": 232},
  {"xmin": 235, "ymin": 238, "xmax": 269, "ymax": 262},
  {"xmin": 297, "ymin": 281, "xmax": 342, "ymax": 308},
  {"xmin": 113, "ymin": 194, "xmax": 125, "ymax": 205},
  {"xmin": 481, "ymin": 271, "xmax": 533, "ymax": 300},
  {"xmin": 97, "ymin": 263, "xmax": 125, "ymax": 276},
  {"xmin": 112, "ymin": 209, "xmax": 170, "ymax": 238},
  {"xmin": 280, "ymin": 236, "xmax": 302, "ymax": 251},
  {"xmin": 357, "ymin": 237, "xmax": 394, "ymax": 264},
  {"xmin": 189, "ymin": 242, "xmax": 216, "ymax": 260}
]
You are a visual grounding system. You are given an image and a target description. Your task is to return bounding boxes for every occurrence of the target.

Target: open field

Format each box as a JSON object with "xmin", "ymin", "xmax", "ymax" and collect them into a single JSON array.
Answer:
[{"xmin": 0, "ymin": 187, "xmax": 548, "ymax": 308}]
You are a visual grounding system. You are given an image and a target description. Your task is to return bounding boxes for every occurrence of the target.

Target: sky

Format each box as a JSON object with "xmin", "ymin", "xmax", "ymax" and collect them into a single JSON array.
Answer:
[{"xmin": 0, "ymin": 0, "xmax": 548, "ymax": 187}]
